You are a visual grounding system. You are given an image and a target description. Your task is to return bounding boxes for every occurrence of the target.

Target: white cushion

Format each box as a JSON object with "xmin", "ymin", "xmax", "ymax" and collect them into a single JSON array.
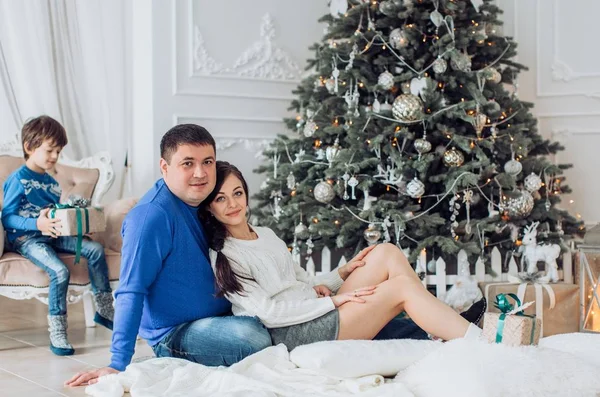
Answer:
[
  {"xmin": 289, "ymin": 338, "xmax": 442, "ymax": 378},
  {"xmin": 539, "ymin": 332, "xmax": 600, "ymax": 367}
]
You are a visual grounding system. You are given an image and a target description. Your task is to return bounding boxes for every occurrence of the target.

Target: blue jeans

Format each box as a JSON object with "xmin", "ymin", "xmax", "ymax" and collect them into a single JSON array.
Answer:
[
  {"xmin": 152, "ymin": 315, "xmax": 272, "ymax": 366},
  {"xmin": 14, "ymin": 235, "xmax": 111, "ymax": 316},
  {"xmin": 375, "ymin": 315, "xmax": 429, "ymax": 340}
]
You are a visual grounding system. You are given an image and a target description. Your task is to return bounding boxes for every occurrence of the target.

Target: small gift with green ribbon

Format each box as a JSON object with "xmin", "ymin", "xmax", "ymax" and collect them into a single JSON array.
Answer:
[
  {"xmin": 482, "ymin": 293, "xmax": 542, "ymax": 346},
  {"xmin": 48, "ymin": 195, "xmax": 106, "ymax": 265}
]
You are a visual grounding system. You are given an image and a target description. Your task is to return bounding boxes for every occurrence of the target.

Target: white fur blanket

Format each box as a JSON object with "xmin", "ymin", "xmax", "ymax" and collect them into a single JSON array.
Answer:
[{"xmin": 86, "ymin": 333, "xmax": 600, "ymax": 397}]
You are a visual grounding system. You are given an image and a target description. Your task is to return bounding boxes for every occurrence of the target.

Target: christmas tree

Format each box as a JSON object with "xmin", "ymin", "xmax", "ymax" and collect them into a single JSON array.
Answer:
[{"xmin": 253, "ymin": 0, "xmax": 585, "ymax": 267}]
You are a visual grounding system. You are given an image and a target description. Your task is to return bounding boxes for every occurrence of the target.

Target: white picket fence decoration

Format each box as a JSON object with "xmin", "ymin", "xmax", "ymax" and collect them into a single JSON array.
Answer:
[{"xmin": 298, "ymin": 246, "xmax": 573, "ymax": 299}]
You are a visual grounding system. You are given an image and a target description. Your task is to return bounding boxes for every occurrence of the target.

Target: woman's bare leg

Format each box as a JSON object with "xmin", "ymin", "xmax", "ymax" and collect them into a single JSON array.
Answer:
[
  {"xmin": 338, "ymin": 243, "xmax": 420, "ymax": 294},
  {"xmin": 337, "ymin": 278, "xmax": 472, "ymax": 341}
]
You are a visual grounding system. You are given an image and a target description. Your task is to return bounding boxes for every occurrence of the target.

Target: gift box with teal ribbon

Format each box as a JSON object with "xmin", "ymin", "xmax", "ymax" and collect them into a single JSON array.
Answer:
[
  {"xmin": 482, "ymin": 293, "xmax": 542, "ymax": 346},
  {"xmin": 45, "ymin": 196, "xmax": 106, "ymax": 264}
]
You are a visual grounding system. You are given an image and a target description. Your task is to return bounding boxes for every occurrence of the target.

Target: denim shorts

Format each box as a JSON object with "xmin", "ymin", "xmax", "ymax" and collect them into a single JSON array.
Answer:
[{"xmin": 268, "ymin": 309, "xmax": 339, "ymax": 351}]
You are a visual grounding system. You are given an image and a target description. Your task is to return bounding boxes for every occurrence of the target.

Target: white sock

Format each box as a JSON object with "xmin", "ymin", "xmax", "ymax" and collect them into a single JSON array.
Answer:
[{"xmin": 463, "ymin": 323, "xmax": 483, "ymax": 340}]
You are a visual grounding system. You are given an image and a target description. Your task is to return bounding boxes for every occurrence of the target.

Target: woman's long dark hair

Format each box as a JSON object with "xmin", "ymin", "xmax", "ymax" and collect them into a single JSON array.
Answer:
[{"xmin": 198, "ymin": 161, "xmax": 254, "ymax": 297}]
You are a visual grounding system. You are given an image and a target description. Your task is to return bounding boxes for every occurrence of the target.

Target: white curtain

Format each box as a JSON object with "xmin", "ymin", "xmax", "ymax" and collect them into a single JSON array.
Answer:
[{"xmin": 0, "ymin": 0, "xmax": 130, "ymax": 200}]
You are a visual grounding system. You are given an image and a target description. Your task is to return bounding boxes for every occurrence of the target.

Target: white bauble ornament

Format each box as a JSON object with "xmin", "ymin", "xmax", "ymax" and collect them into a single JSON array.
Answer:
[
  {"xmin": 443, "ymin": 148, "xmax": 465, "ymax": 167},
  {"xmin": 380, "ymin": 100, "xmax": 392, "ymax": 112},
  {"xmin": 389, "ymin": 28, "xmax": 409, "ymax": 49},
  {"xmin": 392, "ymin": 94, "xmax": 423, "ymax": 122},
  {"xmin": 433, "ymin": 58, "xmax": 447, "ymax": 74},
  {"xmin": 524, "ymin": 172, "xmax": 543, "ymax": 192},
  {"xmin": 451, "ymin": 52, "xmax": 472, "ymax": 72},
  {"xmin": 364, "ymin": 224, "xmax": 382, "ymax": 245},
  {"xmin": 378, "ymin": 71, "xmax": 395, "ymax": 90},
  {"xmin": 504, "ymin": 157, "xmax": 522, "ymax": 176},
  {"xmin": 303, "ymin": 120, "xmax": 318, "ymax": 137},
  {"xmin": 294, "ymin": 222, "xmax": 309, "ymax": 238},
  {"xmin": 314, "ymin": 181, "xmax": 335, "ymax": 203},
  {"xmin": 406, "ymin": 177, "xmax": 425, "ymax": 198}
]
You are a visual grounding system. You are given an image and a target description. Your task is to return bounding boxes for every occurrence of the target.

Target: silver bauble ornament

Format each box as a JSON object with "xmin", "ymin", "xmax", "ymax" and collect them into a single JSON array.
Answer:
[
  {"xmin": 414, "ymin": 138, "xmax": 432, "ymax": 155},
  {"xmin": 524, "ymin": 172, "xmax": 543, "ymax": 192},
  {"xmin": 364, "ymin": 224, "xmax": 382, "ymax": 245},
  {"xmin": 501, "ymin": 190, "xmax": 534, "ymax": 217},
  {"xmin": 314, "ymin": 181, "xmax": 335, "ymax": 203},
  {"xmin": 389, "ymin": 28, "xmax": 409, "ymax": 49},
  {"xmin": 451, "ymin": 52, "xmax": 472, "ymax": 72},
  {"xmin": 378, "ymin": 0, "xmax": 397, "ymax": 16},
  {"xmin": 303, "ymin": 120, "xmax": 318, "ymax": 137},
  {"xmin": 432, "ymin": 58, "xmax": 448, "ymax": 74},
  {"xmin": 472, "ymin": 113, "xmax": 487, "ymax": 138},
  {"xmin": 392, "ymin": 94, "xmax": 423, "ymax": 122},
  {"xmin": 406, "ymin": 177, "xmax": 425, "ymax": 198},
  {"xmin": 443, "ymin": 148, "xmax": 465, "ymax": 167},
  {"xmin": 377, "ymin": 71, "xmax": 395, "ymax": 90},
  {"xmin": 486, "ymin": 67, "xmax": 502, "ymax": 84},
  {"xmin": 294, "ymin": 222, "xmax": 308, "ymax": 238},
  {"xmin": 504, "ymin": 158, "xmax": 522, "ymax": 176}
]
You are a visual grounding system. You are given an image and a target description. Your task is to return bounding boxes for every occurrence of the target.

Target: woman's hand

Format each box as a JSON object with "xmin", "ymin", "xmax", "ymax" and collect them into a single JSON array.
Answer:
[
  {"xmin": 337, "ymin": 245, "xmax": 378, "ymax": 280},
  {"xmin": 331, "ymin": 286, "xmax": 376, "ymax": 307},
  {"xmin": 313, "ymin": 284, "xmax": 332, "ymax": 297}
]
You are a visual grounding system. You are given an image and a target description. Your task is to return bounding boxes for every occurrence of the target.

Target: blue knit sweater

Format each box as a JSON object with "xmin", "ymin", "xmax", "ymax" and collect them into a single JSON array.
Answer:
[
  {"xmin": 1, "ymin": 165, "xmax": 61, "ymax": 242},
  {"xmin": 110, "ymin": 179, "xmax": 231, "ymax": 371}
]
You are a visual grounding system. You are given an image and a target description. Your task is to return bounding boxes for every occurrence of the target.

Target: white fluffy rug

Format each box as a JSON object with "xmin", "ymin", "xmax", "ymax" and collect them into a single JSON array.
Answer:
[{"xmin": 86, "ymin": 333, "xmax": 600, "ymax": 397}]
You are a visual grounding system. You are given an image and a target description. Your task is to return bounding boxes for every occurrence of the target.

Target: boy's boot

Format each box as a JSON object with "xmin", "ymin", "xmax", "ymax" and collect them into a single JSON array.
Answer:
[
  {"xmin": 47, "ymin": 315, "xmax": 74, "ymax": 356},
  {"xmin": 93, "ymin": 292, "xmax": 114, "ymax": 330}
]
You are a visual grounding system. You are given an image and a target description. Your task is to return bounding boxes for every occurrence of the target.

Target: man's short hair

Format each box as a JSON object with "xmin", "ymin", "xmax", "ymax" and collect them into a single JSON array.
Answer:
[
  {"xmin": 21, "ymin": 116, "xmax": 68, "ymax": 160},
  {"xmin": 160, "ymin": 124, "xmax": 216, "ymax": 164}
]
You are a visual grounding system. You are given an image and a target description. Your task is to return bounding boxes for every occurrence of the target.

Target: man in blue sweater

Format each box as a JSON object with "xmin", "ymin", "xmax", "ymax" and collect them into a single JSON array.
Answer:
[{"xmin": 66, "ymin": 125, "xmax": 272, "ymax": 386}]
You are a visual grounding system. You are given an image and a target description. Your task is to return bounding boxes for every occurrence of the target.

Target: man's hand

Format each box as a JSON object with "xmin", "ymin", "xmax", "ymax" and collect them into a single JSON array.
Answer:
[
  {"xmin": 313, "ymin": 284, "xmax": 332, "ymax": 297},
  {"xmin": 337, "ymin": 245, "xmax": 378, "ymax": 280},
  {"xmin": 331, "ymin": 286, "xmax": 376, "ymax": 307},
  {"xmin": 65, "ymin": 367, "xmax": 119, "ymax": 387},
  {"xmin": 37, "ymin": 208, "xmax": 62, "ymax": 238}
]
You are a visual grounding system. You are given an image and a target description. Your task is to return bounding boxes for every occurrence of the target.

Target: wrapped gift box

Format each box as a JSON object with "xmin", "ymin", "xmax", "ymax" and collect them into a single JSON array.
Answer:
[
  {"xmin": 483, "ymin": 312, "xmax": 542, "ymax": 346},
  {"xmin": 480, "ymin": 282, "xmax": 579, "ymax": 337},
  {"xmin": 49, "ymin": 207, "xmax": 106, "ymax": 235}
]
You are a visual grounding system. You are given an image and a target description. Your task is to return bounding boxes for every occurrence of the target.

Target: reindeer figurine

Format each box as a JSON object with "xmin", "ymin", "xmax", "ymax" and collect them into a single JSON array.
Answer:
[{"xmin": 521, "ymin": 221, "xmax": 561, "ymax": 282}]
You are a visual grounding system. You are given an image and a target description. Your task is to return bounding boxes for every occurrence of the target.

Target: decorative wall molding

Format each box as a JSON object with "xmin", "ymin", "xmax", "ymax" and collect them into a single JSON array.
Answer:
[
  {"xmin": 192, "ymin": 13, "xmax": 302, "ymax": 81},
  {"xmin": 215, "ymin": 138, "xmax": 274, "ymax": 158},
  {"xmin": 174, "ymin": 114, "xmax": 285, "ymax": 124},
  {"xmin": 536, "ymin": 0, "xmax": 600, "ymax": 97},
  {"xmin": 551, "ymin": 128, "xmax": 600, "ymax": 142}
]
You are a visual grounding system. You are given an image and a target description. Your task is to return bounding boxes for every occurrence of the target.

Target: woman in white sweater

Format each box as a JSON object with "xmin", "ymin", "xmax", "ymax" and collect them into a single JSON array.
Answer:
[{"xmin": 198, "ymin": 162, "xmax": 482, "ymax": 350}]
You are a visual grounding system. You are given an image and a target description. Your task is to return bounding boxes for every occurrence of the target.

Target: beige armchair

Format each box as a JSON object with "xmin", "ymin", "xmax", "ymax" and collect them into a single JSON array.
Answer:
[{"xmin": 0, "ymin": 139, "xmax": 137, "ymax": 327}]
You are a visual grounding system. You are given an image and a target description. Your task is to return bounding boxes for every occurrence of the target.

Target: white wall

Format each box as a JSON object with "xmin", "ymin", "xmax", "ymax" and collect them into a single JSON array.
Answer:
[
  {"xmin": 138, "ymin": 0, "xmax": 599, "ymax": 224},
  {"xmin": 142, "ymin": 0, "xmax": 327, "ymax": 201},
  {"xmin": 498, "ymin": 0, "xmax": 600, "ymax": 224}
]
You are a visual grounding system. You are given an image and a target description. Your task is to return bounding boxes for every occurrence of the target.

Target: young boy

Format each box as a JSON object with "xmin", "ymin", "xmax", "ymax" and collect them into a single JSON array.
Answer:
[{"xmin": 1, "ymin": 115, "xmax": 114, "ymax": 356}]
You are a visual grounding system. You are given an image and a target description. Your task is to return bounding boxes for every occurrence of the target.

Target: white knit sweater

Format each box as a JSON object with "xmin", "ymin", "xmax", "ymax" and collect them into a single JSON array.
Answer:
[{"xmin": 209, "ymin": 226, "xmax": 344, "ymax": 328}]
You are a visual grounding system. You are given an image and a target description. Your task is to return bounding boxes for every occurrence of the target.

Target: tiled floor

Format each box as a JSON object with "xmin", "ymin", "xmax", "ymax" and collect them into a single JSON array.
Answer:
[{"xmin": 0, "ymin": 295, "xmax": 153, "ymax": 396}]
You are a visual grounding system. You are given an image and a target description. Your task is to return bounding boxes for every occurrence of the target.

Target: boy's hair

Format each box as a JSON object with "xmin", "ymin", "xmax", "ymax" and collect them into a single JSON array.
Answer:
[
  {"xmin": 21, "ymin": 116, "xmax": 68, "ymax": 160},
  {"xmin": 160, "ymin": 124, "xmax": 216, "ymax": 164}
]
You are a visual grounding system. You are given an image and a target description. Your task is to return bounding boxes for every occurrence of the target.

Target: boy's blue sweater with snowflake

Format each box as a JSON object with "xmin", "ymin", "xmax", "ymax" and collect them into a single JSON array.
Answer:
[{"xmin": 1, "ymin": 165, "xmax": 61, "ymax": 243}]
